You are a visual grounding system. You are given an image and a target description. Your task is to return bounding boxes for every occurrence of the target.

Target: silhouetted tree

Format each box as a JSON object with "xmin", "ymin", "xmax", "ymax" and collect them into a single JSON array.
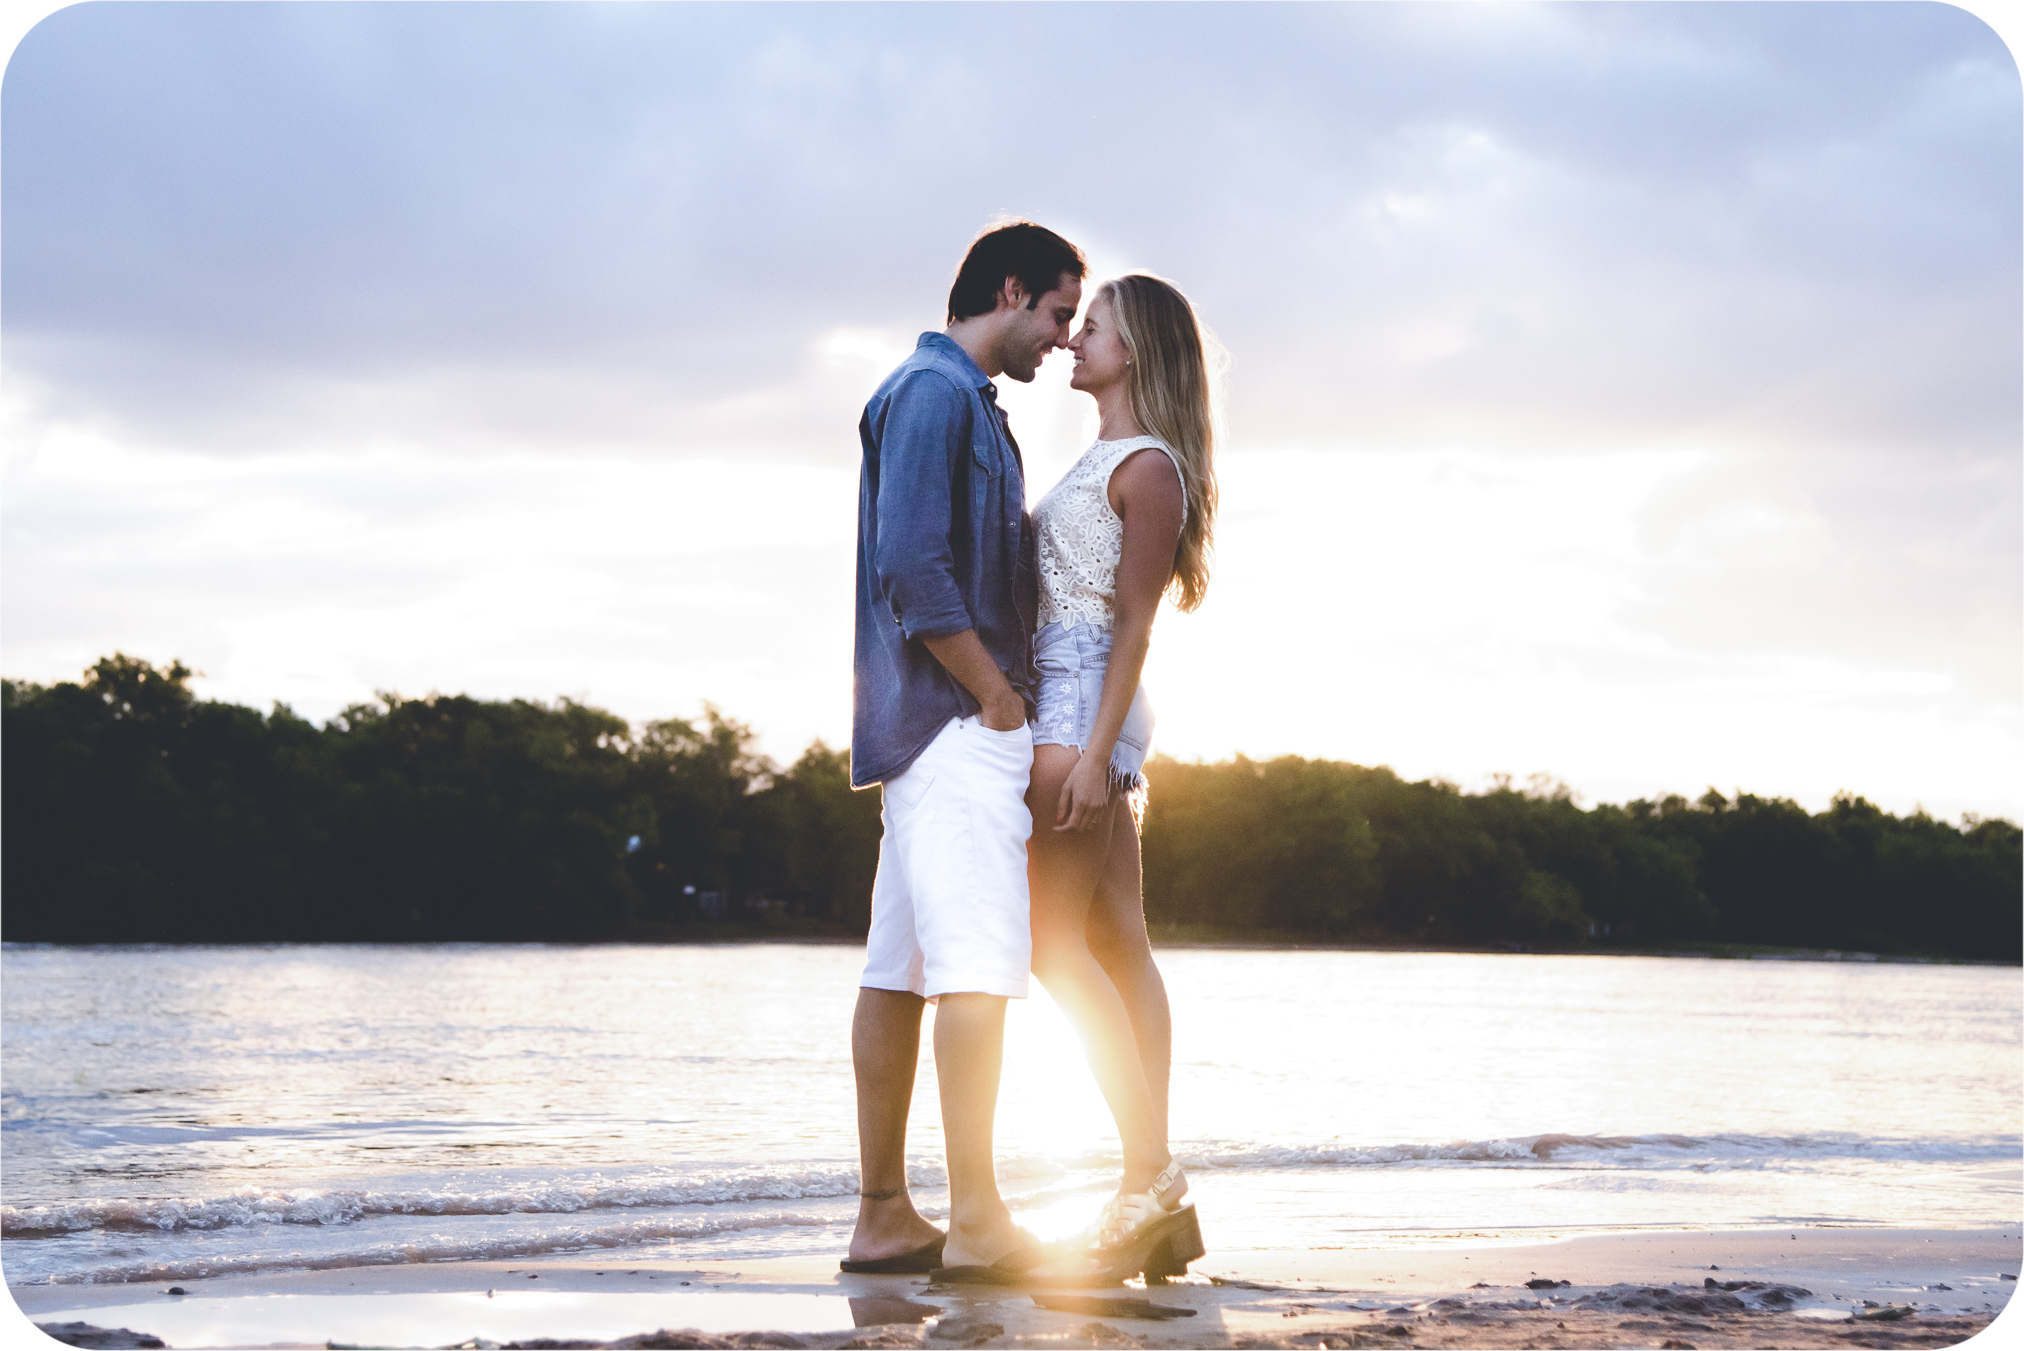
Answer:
[{"xmin": 4, "ymin": 656, "xmax": 2016, "ymax": 959}]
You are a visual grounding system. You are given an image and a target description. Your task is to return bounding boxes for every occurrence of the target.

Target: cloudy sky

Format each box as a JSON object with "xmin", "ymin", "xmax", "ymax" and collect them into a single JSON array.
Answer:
[{"xmin": 3, "ymin": 1, "xmax": 2018, "ymax": 820}]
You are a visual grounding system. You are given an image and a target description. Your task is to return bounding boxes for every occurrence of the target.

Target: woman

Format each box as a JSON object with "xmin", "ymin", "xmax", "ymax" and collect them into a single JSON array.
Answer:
[{"xmin": 1027, "ymin": 273, "xmax": 1219, "ymax": 1280}]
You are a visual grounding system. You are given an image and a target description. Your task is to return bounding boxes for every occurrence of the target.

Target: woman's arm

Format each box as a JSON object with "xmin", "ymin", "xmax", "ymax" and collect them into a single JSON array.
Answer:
[{"xmin": 1055, "ymin": 449, "xmax": 1187, "ymax": 831}]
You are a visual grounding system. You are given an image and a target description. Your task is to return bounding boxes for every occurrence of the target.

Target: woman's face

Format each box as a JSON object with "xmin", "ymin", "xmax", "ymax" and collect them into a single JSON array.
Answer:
[{"xmin": 1067, "ymin": 294, "xmax": 1130, "ymax": 395}]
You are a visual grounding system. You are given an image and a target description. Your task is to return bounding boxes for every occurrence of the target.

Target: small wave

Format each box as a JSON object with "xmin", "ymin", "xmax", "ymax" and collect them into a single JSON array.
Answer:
[
  {"xmin": 26, "ymin": 1208, "xmax": 838, "ymax": 1286},
  {"xmin": 9, "ymin": 1131, "xmax": 2010, "ymax": 1238},
  {"xmin": 1, "ymin": 1161, "xmax": 944, "ymax": 1237},
  {"xmin": 1175, "ymin": 1130, "xmax": 2022, "ymax": 1171}
]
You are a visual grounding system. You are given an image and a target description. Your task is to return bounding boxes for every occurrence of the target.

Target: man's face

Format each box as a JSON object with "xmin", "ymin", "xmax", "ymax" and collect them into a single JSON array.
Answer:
[{"xmin": 997, "ymin": 274, "xmax": 1083, "ymax": 383}]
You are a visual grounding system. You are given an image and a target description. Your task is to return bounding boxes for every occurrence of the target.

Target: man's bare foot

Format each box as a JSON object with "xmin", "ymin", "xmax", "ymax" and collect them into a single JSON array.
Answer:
[
  {"xmin": 847, "ymin": 1190, "xmax": 943, "ymax": 1262},
  {"xmin": 941, "ymin": 1215, "xmax": 1038, "ymax": 1270},
  {"xmin": 936, "ymin": 1218, "xmax": 1102, "ymax": 1285}
]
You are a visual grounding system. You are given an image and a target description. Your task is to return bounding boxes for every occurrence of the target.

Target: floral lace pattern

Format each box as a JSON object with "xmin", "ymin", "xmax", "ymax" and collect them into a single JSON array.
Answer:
[{"xmin": 1033, "ymin": 436, "xmax": 1188, "ymax": 631}]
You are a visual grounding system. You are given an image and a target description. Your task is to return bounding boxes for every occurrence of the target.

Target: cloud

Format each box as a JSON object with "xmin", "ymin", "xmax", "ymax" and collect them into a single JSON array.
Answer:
[
  {"xmin": 3, "ymin": 2, "xmax": 2017, "ymax": 817},
  {"xmin": 4, "ymin": 3, "xmax": 2014, "ymax": 459}
]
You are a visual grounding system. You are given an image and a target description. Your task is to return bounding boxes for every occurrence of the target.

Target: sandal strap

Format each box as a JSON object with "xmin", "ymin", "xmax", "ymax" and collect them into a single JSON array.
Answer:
[
  {"xmin": 1091, "ymin": 1165, "xmax": 1190, "ymax": 1248},
  {"xmin": 1097, "ymin": 1189, "xmax": 1171, "ymax": 1247},
  {"xmin": 1099, "ymin": 1193, "xmax": 1130, "ymax": 1247}
]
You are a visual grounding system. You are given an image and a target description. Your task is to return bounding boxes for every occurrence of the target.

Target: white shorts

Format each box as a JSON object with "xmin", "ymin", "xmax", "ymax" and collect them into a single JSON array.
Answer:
[{"xmin": 861, "ymin": 714, "xmax": 1034, "ymax": 999}]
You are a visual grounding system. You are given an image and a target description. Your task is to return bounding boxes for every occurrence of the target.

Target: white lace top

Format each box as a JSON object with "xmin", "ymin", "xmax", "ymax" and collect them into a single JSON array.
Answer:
[{"xmin": 1033, "ymin": 435, "xmax": 1189, "ymax": 631}]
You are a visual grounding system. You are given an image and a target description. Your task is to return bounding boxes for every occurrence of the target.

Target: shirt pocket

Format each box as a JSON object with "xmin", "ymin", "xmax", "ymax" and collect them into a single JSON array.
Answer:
[{"xmin": 969, "ymin": 429, "xmax": 1003, "ymax": 478}]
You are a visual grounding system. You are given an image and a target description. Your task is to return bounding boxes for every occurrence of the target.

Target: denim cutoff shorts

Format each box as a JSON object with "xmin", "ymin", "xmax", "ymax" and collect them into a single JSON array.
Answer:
[{"xmin": 1031, "ymin": 620, "xmax": 1155, "ymax": 797}]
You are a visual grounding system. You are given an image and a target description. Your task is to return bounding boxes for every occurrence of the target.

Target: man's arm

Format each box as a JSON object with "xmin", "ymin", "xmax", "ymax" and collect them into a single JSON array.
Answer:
[
  {"xmin": 871, "ymin": 372, "xmax": 975, "ymax": 641},
  {"xmin": 922, "ymin": 630, "xmax": 1025, "ymax": 731},
  {"xmin": 871, "ymin": 373, "xmax": 1023, "ymax": 730}
]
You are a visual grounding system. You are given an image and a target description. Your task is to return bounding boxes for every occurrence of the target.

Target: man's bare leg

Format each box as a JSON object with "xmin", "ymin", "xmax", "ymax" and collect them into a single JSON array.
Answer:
[
  {"xmin": 849, "ymin": 987, "xmax": 943, "ymax": 1261},
  {"xmin": 932, "ymin": 991, "xmax": 1027, "ymax": 1268}
]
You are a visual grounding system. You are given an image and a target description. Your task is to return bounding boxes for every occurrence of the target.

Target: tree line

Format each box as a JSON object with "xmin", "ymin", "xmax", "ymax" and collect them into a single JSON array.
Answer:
[{"xmin": 4, "ymin": 655, "xmax": 2016, "ymax": 960}]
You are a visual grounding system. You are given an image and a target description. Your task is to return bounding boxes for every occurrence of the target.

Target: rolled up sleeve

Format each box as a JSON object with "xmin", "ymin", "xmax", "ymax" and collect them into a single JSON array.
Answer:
[{"xmin": 872, "ymin": 372, "xmax": 976, "ymax": 641}]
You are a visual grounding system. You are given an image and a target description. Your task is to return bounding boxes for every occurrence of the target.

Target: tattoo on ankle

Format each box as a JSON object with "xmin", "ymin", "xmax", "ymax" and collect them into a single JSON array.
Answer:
[{"xmin": 858, "ymin": 1186, "xmax": 905, "ymax": 1202}]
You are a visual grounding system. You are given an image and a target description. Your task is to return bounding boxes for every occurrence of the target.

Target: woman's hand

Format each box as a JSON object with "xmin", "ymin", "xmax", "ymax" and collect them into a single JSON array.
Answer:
[{"xmin": 1055, "ymin": 752, "xmax": 1112, "ymax": 832}]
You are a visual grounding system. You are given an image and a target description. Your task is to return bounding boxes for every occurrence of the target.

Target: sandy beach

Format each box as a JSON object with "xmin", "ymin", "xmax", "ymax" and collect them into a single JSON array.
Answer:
[{"xmin": 12, "ymin": 1227, "xmax": 2018, "ymax": 1350}]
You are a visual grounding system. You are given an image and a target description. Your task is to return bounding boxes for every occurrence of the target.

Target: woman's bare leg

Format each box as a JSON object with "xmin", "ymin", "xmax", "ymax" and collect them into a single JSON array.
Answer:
[
  {"xmin": 1085, "ymin": 809, "xmax": 1172, "ymax": 1149},
  {"xmin": 1027, "ymin": 743, "xmax": 1169, "ymax": 1194}
]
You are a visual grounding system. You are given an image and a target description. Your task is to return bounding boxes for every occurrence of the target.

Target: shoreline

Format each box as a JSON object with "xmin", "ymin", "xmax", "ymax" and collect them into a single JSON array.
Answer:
[
  {"xmin": 13, "ymin": 1225, "xmax": 2019, "ymax": 1349},
  {"xmin": 3, "ymin": 937, "xmax": 2010, "ymax": 966}
]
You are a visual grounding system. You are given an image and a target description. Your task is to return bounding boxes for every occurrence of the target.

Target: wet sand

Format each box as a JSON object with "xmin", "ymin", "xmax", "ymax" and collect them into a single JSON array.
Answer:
[{"xmin": 10, "ymin": 1227, "xmax": 2019, "ymax": 1349}]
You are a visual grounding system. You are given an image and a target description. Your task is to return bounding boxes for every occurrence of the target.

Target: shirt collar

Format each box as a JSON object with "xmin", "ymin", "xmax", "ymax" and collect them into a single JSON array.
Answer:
[{"xmin": 917, "ymin": 331, "xmax": 996, "ymax": 394}]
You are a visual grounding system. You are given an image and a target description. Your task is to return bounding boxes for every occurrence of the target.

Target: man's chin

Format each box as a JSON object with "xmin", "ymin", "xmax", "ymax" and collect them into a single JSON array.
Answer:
[{"xmin": 1001, "ymin": 363, "xmax": 1038, "ymax": 384}]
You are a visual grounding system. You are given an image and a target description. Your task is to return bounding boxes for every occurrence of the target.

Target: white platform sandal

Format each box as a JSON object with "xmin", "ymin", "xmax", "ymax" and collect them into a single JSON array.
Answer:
[{"xmin": 1091, "ymin": 1161, "xmax": 1204, "ymax": 1283}]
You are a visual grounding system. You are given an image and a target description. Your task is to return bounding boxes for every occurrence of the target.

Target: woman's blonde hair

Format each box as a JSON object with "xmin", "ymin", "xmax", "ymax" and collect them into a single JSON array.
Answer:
[{"xmin": 1103, "ymin": 273, "xmax": 1221, "ymax": 611}]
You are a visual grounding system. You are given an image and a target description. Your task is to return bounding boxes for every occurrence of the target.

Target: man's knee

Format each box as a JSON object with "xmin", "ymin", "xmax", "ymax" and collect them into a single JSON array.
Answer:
[
  {"xmin": 932, "ymin": 990, "xmax": 1008, "ymax": 1035},
  {"xmin": 854, "ymin": 987, "xmax": 927, "ymax": 1050},
  {"xmin": 934, "ymin": 990, "xmax": 1006, "ymax": 1013},
  {"xmin": 858, "ymin": 986, "xmax": 927, "ymax": 1016}
]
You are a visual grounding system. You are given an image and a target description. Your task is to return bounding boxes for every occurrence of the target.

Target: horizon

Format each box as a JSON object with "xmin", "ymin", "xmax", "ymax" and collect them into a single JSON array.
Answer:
[{"xmin": 3, "ymin": 2, "xmax": 2018, "ymax": 823}]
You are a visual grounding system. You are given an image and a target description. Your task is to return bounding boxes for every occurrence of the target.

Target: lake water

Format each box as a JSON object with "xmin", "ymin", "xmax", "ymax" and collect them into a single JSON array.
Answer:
[{"xmin": 3, "ymin": 943, "xmax": 2018, "ymax": 1286}]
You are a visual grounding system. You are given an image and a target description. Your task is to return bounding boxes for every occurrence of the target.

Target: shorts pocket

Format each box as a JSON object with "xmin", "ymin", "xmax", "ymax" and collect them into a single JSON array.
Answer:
[
  {"xmin": 885, "ymin": 769, "xmax": 936, "ymax": 812},
  {"xmin": 1033, "ymin": 651, "xmax": 1075, "ymax": 679}
]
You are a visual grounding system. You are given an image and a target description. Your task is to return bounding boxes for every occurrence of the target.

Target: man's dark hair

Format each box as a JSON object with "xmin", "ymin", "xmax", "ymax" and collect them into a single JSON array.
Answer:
[{"xmin": 946, "ymin": 221, "xmax": 1087, "ymax": 323}]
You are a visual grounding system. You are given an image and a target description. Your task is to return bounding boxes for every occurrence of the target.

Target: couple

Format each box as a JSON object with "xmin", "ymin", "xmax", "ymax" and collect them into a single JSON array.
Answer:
[{"xmin": 843, "ymin": 221, "xmax": 1218, "ymax": 1287}]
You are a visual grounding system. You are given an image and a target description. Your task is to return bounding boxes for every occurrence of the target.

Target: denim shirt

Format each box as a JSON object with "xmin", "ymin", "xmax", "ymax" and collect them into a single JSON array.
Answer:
[{"xmin": 852, "ymin": 333, "xmax": 1036, "ymax": 788}]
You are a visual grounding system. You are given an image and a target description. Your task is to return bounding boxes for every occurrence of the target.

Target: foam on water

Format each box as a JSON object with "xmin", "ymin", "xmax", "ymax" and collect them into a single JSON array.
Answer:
[
  {"xmin": 8, "ymin": 1132, "xmax": 2015, "ymax": 1239},
  {"xmin": 3, "ymin": 1165, "xmax": 892, "ymax": 1236},
  {"xmin": 1178, "ymin": 1130, "xmax": 2024, "ymax": 1170},
  {"xmin": 14, "ymin": 1206, "xmax": 845, "ymax": 1285}
]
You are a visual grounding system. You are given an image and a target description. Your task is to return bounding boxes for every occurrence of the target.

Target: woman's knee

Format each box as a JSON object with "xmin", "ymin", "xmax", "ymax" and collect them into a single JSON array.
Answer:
[
  {"xmin": 1092, "ymin": 940, "xmax": 1152, "ymax": 990},
  {"xmin": 1086, "ymin": 900, "xmax": 1149, "ymax": 964},
  {"xmin": 1030, "ymin": 937, "xmax": 1104, "ymax": 997},
  {"xmin": 1027, "ymin": 919, "xmax": 1082, "ymax": 974}
]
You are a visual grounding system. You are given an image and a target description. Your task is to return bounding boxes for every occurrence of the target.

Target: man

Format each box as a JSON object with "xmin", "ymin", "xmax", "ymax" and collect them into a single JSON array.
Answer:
[{"xmin": 843, "ymin": 221, "xmax": 1086, "ymax": 1279}]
